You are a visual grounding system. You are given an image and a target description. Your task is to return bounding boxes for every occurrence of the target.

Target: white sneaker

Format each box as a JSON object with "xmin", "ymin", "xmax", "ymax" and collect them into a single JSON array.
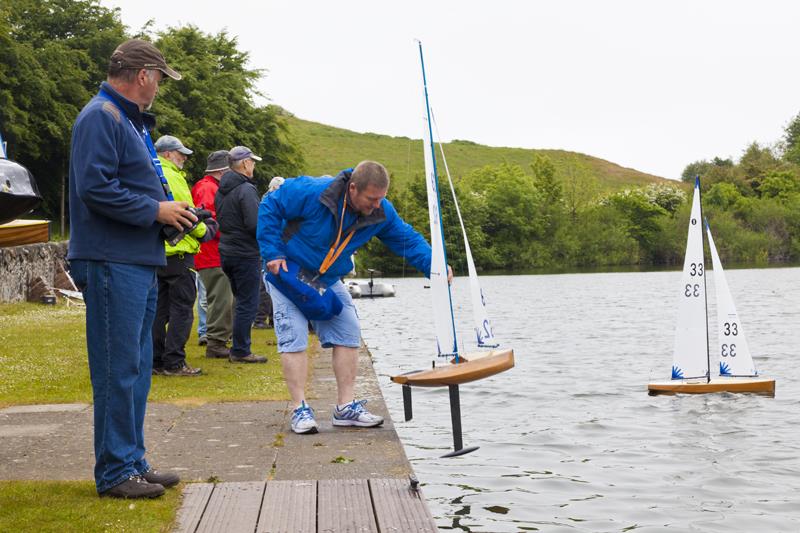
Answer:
[
  {"xmin": 291, "ymin": 401, "xmax": 319, "ymax": 434},
  {"xmin": 332, "ymin": 399, "xmax": 384, "ymax": 428}
]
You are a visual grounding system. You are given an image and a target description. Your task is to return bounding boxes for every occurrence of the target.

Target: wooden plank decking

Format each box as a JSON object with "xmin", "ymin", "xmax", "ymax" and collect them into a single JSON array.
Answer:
[{"xmin": 174, "ymin": 478, "xmax": 437, "ymax": 533}]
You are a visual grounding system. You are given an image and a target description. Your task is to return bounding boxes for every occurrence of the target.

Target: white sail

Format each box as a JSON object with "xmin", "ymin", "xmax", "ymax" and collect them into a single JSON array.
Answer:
[
  {"xmin": 431, "ymin": 112, "xmax": 498, "ymax": 348},
  {"xmin": 671, "ymin": 178, "xmax": 709, "ymax": 379},
  {"xmin": 706, "ymin": 223, "xmax": 757, "ymax": 376},
  {"xmin": 422, "ymin": 115, "xmax": 458, "ymax": 356}
]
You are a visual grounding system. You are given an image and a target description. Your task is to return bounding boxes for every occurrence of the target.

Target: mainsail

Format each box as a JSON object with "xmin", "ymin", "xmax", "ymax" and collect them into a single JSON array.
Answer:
[
  {"xmin": 420, "ymin": 47, "xmax": 458, "ymax": 358},
  {"xmin": 706, "ymin": 221, "xmax": 757, "ymax": 377},
  {"xmin": 431, "ymin": 111, "xmax": 498, "ymax": 348},
  {"xmin": 671, "ymin": 178, "xmax": 709, "ymax": 380}
]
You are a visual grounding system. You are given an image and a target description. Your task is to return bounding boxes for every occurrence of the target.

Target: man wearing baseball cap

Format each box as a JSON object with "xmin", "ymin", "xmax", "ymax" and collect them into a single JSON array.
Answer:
[
  {"xmin": 152, "ymin": 135, "xmax": 216, "ymax": 377},
  {"xmin": 215, "ymin": 146, "xmax": 267, "ymax": 364},
  {"xmin": 68, "ymin": 39, "xmax": 191, "ymax": 499},
  {"xmin": 192, "ymin": 150, "xmax": 235, "ymax": 359}
]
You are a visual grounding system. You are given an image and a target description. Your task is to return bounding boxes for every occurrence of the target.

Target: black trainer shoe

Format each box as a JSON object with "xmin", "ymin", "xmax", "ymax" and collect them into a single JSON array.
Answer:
[
  {"xmin": 252, "ymin": 321, "xmax": 269, "ymax": 329},
  {"xmin": 198, "ymin": 335, "xmax": 208, "ymax": 346},
  {"xmin": 162, "ymin": 363, "xmax": 202, "ymax": 376},
  {"xmin": 229, "ymin": 353, "xmax": 267, "ymax": 363},
  {"xmin": 142, "ymin": 469, "xmax": 180, "ymax": 488},
  {"xmin": 100, "ymin": 476, "xmax": 164, "ymax": 499},
  {"xmin": 152, "ymin": 367, "xmax": 166, "ymax": 376}
]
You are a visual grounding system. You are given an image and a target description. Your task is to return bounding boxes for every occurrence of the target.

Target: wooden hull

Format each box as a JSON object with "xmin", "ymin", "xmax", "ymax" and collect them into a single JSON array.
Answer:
[
  {"xmin": 0, "ymin": 219, "xmax": 49, "ymax": 247},
  {"xmin": 390, "ymin": 349, "xmax": 514, "ymax": 387},
  {"xmin": 648, "ymin": 376, "xmax": 775, "ymax": 396}
]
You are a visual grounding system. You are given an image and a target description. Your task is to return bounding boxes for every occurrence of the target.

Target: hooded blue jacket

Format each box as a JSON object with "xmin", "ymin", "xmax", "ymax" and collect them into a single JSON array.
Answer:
[
  {"xmin": 67, "ymin": 82, "xmax": 167, "ymax": 266},
  {"xmin": 257, "ymin": 169, "xmax": 432, "ymax": 286}
]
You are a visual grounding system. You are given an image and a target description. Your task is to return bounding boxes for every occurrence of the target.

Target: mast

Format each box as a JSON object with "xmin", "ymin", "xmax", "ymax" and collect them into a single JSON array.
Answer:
[
  {"xmin": 698, "ymin": 177, "xmax": 711, "ymax": 383},
  {"xmin": 418, "ymin": 40, "xmax": 459, "ymax": 359}
]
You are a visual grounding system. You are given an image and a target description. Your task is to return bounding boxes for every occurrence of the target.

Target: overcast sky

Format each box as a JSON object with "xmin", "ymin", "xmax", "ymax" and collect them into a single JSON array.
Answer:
[{"xmin": 105, "ymin": 0, "xmax": 799, "ymax": 180}]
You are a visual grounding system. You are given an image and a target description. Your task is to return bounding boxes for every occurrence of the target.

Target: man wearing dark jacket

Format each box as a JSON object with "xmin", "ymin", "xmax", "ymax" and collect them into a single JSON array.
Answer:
[
  {"xmin": 215, "ymin": 146, "xmax": 267, "ymax": 363},
  {"xmin": 68, "ymin": 39, "xmax": 193, "ymax": 498}
]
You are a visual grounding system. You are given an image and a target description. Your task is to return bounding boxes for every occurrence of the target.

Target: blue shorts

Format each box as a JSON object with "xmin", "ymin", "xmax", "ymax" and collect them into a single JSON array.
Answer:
[{"xmin": 266, "ymin": 278, "xmax": 361, "ymax": 352}]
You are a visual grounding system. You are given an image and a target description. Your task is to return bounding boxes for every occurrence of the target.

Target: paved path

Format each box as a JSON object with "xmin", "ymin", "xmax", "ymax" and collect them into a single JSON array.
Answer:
[{"xmin": 0, "ymin": 340, "xmax": 413, "ymax": 483}]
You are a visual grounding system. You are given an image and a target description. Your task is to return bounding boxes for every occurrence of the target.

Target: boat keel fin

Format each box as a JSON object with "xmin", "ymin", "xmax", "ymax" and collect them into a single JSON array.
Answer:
[
  {"xmin": 441, "ymin": 384, "xmax": 479, "ymax": 458},
  {"xmin": 402, "ymin": 384, "xmax": 413, "ymax": 421}
]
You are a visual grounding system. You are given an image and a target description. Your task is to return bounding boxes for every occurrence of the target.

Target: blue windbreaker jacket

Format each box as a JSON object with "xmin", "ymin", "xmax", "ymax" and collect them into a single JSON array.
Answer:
[
  {"xmin": 67, "ymin": 82, "xmax": 166, "ymax": 266},
  {"xmin": 257, "ymin": 169, "xmax": 432, "ymax": 286}
]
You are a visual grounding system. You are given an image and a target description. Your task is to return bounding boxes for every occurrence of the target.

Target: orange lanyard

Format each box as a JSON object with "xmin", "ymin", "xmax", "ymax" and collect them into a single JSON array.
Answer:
[{"xmin": 319, "ymin": 193, "xmax": 355, "ymax": 275}]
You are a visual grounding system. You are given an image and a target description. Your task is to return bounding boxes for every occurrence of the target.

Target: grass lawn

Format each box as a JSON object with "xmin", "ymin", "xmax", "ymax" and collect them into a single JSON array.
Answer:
[
  {"xmin": 0, "ymin": 480, "xmax": 180, "ymax": 533},
  {"xmin": 0, "ymin": 301, "xmax": 290, "ymax": 407}
]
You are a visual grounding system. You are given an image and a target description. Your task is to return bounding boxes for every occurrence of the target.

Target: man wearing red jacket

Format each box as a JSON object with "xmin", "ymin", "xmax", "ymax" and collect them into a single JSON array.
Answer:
[{"xmin": 192, "ymin": 150, "xmax": 234, "ymax": 359}]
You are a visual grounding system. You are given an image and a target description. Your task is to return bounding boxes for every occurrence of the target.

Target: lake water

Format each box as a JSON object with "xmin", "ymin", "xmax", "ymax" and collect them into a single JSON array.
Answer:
[{"xmin": 356, "ymin": 268, "xmax": 800, "ymax": 532}]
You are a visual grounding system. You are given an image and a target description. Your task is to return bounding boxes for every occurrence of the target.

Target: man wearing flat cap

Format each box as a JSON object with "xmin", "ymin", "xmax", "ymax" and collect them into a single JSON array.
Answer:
[
  {"xmin": 68, "ymin": 39, "xmax": 194, "ymax": 499},
  {"xmin": 215, "ymin": 146, "xmax": 268, "ymax": 364},
  {"xmin": 192, "ymin": 150, "xmax": 235, "ymax": 359},
  {"xmin": 152, "ymin": 135, "xmax": 217, "ymax": 377}
]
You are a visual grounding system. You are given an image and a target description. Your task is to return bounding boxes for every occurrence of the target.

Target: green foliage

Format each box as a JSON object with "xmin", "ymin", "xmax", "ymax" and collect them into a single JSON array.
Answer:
[
  {"xmin": 0, "ymin": 1, "xmax": 303, "ymax": 223},
  {"xmin": 783, "ymin": 111, "xmax": 800, "ymax": 164},
  {"xmin": 0, "ymin": 0, "xmax": 126, "ymax": 217},
  {"xmin": 681, "ymin": 160, "xmax": 712, "ymax": 183},
  {"xmin": 151, "ymin": 26, "xmax": 303, "ymax": 191},
  {"xmin": 286, "ymin": 115, "xmax": 669, "ymax": 194}
]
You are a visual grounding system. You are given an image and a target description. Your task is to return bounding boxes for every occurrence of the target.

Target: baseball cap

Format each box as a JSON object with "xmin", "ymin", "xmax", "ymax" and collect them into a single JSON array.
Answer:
[
  {"xmin": 154, "ymin": 135, "xmax": 193, "ymax": 155},
  {"xmin": 109, "ymin": 39, "xmax": 182, "ymax": 81},
  {"xmin": 229, "ymin": 146, "xmax": 262, "ymax": 162},
  {"xmin": 205, "ymin": 150, "xmax": 230, "ymax": 172}
]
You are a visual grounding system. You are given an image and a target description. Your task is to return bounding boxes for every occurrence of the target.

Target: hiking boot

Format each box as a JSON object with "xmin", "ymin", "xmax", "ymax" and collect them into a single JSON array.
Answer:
[
  {"xmin": 205, "ymin": 341, "xmax": 230, "ymax": 359},
  {"xmin": 142, "ymin": 469, "xmax": 180, "ymax": 488},
  {"xmin": 291, "ymin": 401, "xmax": 319, "ymax": 434},
  {"xmin": 229, "ymin": 353, "xmax": 267, "ymax": 364},
  {"xmin": 332, "ymin": 399, "xmax": 384, "ymax": 428},
  {"xmin": 198, "ymin": 335, "xmax": 208, "ymax": 346},
  {"xmin": 162, "ymin": 363, "xmax": 202, "ymax": 376},
  {"xmin": 100, "ymin": 475, "xmax": 164, "ymax": 499}
]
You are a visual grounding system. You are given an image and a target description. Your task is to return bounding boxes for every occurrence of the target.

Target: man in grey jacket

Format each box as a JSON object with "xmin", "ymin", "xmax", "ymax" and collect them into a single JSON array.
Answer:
[{"xmin": 215, "ymin": 146, "xmax": 267, "ymax": 363}]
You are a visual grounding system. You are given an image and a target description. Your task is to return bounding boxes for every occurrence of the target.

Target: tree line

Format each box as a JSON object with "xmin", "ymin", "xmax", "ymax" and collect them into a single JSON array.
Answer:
[
  {"xmin": 0, "ymin": 0, "xmax": 303, "ymax": 228},
  {"xmin": 2, "ymin": 1, "xmax": 798, "ymax": 274},
  {"xmin": 360, "ymin": 118, "xmax": 800, "ymax": 274}
]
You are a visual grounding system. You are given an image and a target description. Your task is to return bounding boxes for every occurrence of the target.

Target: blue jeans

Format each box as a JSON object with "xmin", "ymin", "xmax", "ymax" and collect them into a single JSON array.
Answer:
[
  {"xmin": 70, "ymin": 260, "xmax": 157, "ymax": 493},
  {"xmin": 221, "ymin": 255, "xmax": 260, "ymax": 357},
  {"xmin": 196, "ymin": 274, "xmax": 207, "ymax": 337}
]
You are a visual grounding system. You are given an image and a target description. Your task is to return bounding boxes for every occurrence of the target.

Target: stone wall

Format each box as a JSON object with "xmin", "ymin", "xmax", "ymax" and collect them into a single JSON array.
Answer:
[{"xmin": 0, "ymin": 242, "xmax": 69, "ymax": 303}]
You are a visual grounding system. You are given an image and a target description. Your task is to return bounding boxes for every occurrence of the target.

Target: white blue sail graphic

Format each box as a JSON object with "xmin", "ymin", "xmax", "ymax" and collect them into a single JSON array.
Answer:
[
  {"xmin": 671, "ymin": 178, "xmax": 709, "ymax": 379},
  {"xmin": 431, "ymin": 112, "xmax": 498, "ymax": 348},
  {"xmin": 706, "ymin": 221, "xmax": 758, "ymax": 377}
]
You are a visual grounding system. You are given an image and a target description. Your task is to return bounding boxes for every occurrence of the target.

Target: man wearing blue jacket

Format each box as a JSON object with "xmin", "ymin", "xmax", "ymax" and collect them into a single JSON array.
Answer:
[
  {"xmin": 258, "ymin": 160, "xmax": 446, "ymax": 434},
  {"xmin": 68, "ymin": 39, "xmax": 196, "ymax": 498}
]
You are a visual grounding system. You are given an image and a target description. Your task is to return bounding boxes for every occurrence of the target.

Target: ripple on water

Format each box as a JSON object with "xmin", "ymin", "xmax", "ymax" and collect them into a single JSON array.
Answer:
[{"xmin": 359, "ymin": 270, "xmax": 800, "ymax": 532}]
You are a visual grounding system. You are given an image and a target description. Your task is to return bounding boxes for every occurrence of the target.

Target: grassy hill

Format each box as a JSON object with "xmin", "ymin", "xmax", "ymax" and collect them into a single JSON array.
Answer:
[{"xmin": 284, "ymin": 113, "xmax": 671, "ymax": 193}]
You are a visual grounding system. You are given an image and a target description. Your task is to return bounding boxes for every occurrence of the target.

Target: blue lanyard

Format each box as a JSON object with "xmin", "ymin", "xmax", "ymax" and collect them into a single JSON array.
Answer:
[{"xmin": 98, "ymin": 89, "xmax": 174, "ymax": 200}]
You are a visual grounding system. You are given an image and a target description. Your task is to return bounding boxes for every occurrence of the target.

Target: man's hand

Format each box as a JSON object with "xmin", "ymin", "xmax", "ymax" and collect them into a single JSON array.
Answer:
[
  {"xmin": 447, "ymin": 264, "xmax": 454, "ymax": 284},
  {"xmin": 157, "ymin": 201, "xmax": 197, "ymax": 230},
  {"xmin": 267, "ymin": 258, "xmax": 288, "ymax": 275}
]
